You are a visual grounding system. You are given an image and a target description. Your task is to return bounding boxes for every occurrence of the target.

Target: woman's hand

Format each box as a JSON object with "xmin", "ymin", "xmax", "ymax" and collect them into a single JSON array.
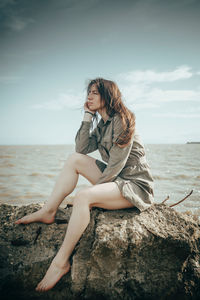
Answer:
[{"xmin": 84, "ymin": 101, "xmax": 96, "ymax": 115}]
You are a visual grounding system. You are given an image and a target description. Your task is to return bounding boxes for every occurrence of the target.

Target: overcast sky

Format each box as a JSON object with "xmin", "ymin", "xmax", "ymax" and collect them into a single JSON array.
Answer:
[{"xmin": 0, "ymin": 0, "xmax": 200, "ymax": 145}]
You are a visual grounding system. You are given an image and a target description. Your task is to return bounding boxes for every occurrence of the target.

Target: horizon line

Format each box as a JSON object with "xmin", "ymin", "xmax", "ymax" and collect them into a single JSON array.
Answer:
[{"xmin": 0, "ymin": 142, "xmax": 195, "ymax": 146}]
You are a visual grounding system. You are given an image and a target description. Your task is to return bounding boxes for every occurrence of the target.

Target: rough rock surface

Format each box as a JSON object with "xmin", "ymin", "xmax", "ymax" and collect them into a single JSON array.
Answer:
[{"xmin": 0, "ymin": 203, "xmax": 199, "ymax": 300}]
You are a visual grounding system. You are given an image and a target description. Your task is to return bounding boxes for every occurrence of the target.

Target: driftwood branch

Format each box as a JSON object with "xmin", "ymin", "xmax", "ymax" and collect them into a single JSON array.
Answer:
[
  {"xmin": 161, "ymin": 196, "xmax": 170, "ymax": 204},
  {"xmin": 169, "ymin": 190, "xmax": 193, "ymax": 208}
]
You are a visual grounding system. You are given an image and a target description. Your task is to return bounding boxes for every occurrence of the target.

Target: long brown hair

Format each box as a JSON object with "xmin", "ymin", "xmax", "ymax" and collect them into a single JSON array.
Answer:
[{"xmin": 87, "ymin": 78, "xmax": 136, "ymax": 148}]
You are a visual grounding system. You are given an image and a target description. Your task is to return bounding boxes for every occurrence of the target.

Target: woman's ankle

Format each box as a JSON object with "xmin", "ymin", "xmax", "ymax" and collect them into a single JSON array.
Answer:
[
  {"xmin": 42, "ymin": 205, "xmax": 57, "ymax": 216},
  {"xmin": 52, "ymin": 254, "xmax": 70, "ymax": 269}
]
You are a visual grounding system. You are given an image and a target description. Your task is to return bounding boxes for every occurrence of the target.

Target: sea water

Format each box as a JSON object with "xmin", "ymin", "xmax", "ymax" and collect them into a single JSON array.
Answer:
[{"xmin": 0, "ymin": 144, "xmax": 199, "ymax": 218}]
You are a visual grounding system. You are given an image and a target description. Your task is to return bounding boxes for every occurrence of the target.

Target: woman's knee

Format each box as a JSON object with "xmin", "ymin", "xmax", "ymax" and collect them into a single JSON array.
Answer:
[
  {"xmin": 66, "ymin": 152, "xmax": 87, "ymax": 168},
  {"xmin": 73, "ymin": 187, "xmax": 92, "ymax": 206}
]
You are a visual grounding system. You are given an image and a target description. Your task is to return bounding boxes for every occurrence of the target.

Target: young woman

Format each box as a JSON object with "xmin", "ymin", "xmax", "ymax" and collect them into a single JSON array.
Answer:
[{"xmin": 15, "ymin": 78, "xmax": 154, "ymax": 292}]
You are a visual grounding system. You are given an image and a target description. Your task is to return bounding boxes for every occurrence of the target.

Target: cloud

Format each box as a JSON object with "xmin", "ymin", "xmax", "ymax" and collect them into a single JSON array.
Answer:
[
  {"xmin": 5, "ymin": 16, "xmax": 35, "ymax": 32},
  {"xmin": 0, "ymin": 0, "xmax": 35, "ymax": 33},
  {"xmin": 31, "ymin": 66, "xmax": 200, "ymax": 114},
  {"xmin": 120, "ymin": 84, "xmax": 200, "ymax": 112},
  {"xmin": 0, "ymin": 0, "xmax": 15, "ymax": 9},
  {"xmin": 116, "ymin": 66, "xmax": 200, "ymax": 112},
  {"xmin": 0, "ymin": 0, "xmax": 98, "ymax": 33},
  {"xmin": 187, "ymin": 106, "xmax": 200, "ymax": 112},
  {"xmin": 152, "ymin": 113, "xmax": 200, "ymax": 118},
  {"xmin": 0, "ymin": 75, "xmax": 22, "ymax": 84},
  {"xmin": 118, "ymin": 65, "xmax": 192, "ymax": 84},
  {"xmin": 31, "ymin": 91, "xmax": 85, "ymax": 111},
  {"xmin": 143, "ymin": 88, "xmax": 200, "ymax": 103},
  {"xmin": 131, "ymin": 102, "xmax": 159, "ymax": 110}
]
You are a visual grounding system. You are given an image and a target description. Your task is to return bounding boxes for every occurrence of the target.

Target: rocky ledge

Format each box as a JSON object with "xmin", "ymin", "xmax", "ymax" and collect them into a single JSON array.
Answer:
[{"xmin": 0, "ymin": 203, "xmax": 199, "ymax": 300}]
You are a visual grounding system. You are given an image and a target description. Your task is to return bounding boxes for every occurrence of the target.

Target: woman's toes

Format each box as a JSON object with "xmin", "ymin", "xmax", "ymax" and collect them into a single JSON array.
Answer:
[
  {"xmin": 36, "ymin": 282, "xmax": 42, "ymax": 291},
  {"xmin": 15, "ymin": 217, "xmax": 24, "ymax": 224}
]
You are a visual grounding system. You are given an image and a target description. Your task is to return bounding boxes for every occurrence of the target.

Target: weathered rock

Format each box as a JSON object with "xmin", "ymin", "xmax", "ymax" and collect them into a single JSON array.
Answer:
[{"xmin": 0, "ymin": 203, "xmax": 199, "ymax": 300}]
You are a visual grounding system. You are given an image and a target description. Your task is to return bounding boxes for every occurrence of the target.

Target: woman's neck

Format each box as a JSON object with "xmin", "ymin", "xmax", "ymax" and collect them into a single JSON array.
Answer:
[{"xmin": 98, "ymin": 108, "xmax": 109, "ymax": 123}]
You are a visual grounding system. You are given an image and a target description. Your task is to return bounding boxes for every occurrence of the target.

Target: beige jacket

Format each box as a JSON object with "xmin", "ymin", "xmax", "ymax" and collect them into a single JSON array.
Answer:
[{"xmin": 75, "ymin": 113, "xmax": 151, "ymax": 186}]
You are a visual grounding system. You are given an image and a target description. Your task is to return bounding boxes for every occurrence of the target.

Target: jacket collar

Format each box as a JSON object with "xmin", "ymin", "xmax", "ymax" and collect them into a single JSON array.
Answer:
[{"xmin": 97, "ymin": 115, "xmax": 113, "ymax": 128}]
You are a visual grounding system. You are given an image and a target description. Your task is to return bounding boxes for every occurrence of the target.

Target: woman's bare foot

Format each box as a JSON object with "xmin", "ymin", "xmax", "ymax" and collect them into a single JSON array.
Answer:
[
  {"xmin": 35, "ymin": 259, "xmax": 71, "ymax": 292},
  {"xmin": 15, "ymin": 207, "xmax": 56, "ymax": 225}
]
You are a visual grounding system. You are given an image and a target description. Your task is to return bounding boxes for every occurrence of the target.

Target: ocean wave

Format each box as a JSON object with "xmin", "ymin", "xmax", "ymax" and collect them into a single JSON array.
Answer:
[
  {"xmin": 152, "ymin": 175, "xmax": 168, "ymax": 180},
  {"xmin": 182, "ymin": 201, "xmax": 200, "ymax": 208},
  {"xmin": 29, "ymin": 173, "xmax": 55, "ymax": 178},
  {"xmin": 0, "ymin": 163, "xmax": 15, "ymax": 168},
  {"xmin": 29, "ymin": 172, "xmax": 40, "ymax": 177},
  {"xmin": 0, "ymin": 173, "xmax": 18, "ymax": 177},
  {"xmin": 0, "ymin": 192, "xmax": 12, "ymax": 197},
  {"xmin": 45, "ymin": 174, "xmax": 55, "ymax": 178},
  {"xmin": 153, "ymin": 174, "xmax": 199, "ymax": 180},
  {"xmin": 173, "ymin": 174, "xmax": 190, "ymax": 179}
]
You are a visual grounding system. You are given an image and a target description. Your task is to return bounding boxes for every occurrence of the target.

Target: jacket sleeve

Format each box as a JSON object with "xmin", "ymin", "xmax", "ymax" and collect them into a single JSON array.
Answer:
[
  {"xmin": 95, "ymin": 114, "xmax": 134, "ymax": 185},
  {"xmin": 75, "ymin": 121, "xmax": 98, "ymax": 154}
]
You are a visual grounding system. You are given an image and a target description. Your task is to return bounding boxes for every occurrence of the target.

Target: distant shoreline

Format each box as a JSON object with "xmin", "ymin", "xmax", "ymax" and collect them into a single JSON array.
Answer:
[{"xmin": 0, "ymin": 143, "xmax": 200, "ymax": 147}]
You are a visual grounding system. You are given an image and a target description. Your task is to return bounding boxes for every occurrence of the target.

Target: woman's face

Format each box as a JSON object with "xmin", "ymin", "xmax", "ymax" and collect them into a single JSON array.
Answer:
[{"xmin": 87, "ymin": 84, "xmax": 105, "ymax": 112}]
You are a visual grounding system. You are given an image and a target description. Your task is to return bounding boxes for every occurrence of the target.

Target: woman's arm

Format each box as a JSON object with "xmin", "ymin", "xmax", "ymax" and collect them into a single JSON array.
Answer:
[
  {"xmin": 75, "ymin": 112, "xmax": 98, "ymax": 154},
  {"xmin": 95, "ymin": 114, "xmax": 133, "ymax": 184}
]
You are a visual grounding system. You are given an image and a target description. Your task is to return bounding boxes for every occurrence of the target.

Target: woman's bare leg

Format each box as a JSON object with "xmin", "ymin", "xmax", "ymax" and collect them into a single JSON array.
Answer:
[
  {"xmin": 15, "ymin": 153, "xmax": 103, "ymax": 224},
  {"xmin": 36, "ymin": 182, "xmax": 134, "ymax": 292}
]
